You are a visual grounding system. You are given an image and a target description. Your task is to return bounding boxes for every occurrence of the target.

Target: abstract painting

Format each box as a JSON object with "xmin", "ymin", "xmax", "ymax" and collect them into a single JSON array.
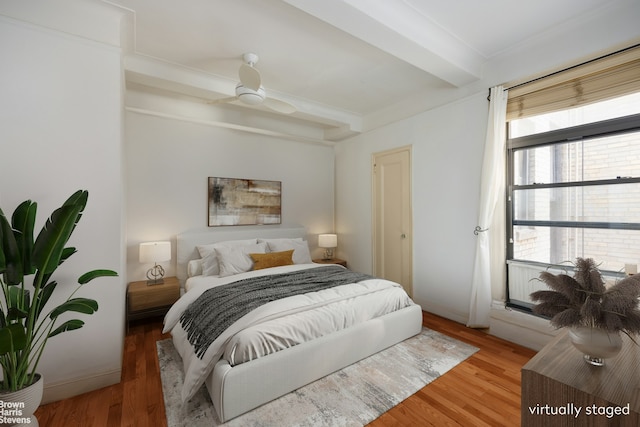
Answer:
[{"xmin": 208, "ymin": 177, "xmax": 281, "ymax": 226}]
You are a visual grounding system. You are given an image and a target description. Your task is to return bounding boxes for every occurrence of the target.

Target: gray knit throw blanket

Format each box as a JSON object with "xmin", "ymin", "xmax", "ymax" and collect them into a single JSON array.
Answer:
[{"xmin": 180, "ymin": 265, "xmax": 374, "ymax": 358}]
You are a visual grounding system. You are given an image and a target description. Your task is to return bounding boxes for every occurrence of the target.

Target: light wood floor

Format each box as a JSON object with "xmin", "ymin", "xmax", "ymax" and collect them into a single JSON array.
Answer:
[{"xmin": 35, "ymin": 312, "xmax": 536, "ymax": 426}]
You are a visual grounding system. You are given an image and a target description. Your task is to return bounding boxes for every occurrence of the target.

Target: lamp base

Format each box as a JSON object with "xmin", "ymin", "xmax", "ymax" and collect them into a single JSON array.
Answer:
[
  {"xmin": 323, "ymin": 248, "xmax": 334, "ymax": 260},
  {"xmin": 146, "ymin": 264, "xmax": 165, "ymax": 286}
]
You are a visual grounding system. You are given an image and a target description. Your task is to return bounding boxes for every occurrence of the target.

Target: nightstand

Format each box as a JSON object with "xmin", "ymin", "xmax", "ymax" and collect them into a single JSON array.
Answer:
[
  {"xmin": 127, "ymin": 276, "xmax": 180, "ymax": 326},
  {"xmin": 521, "ymin": 329, "xmax": 640, "ymax": 425},
  {"xmin": 313, "ymin": 258, "xmax": 347, "ymax": 267}
]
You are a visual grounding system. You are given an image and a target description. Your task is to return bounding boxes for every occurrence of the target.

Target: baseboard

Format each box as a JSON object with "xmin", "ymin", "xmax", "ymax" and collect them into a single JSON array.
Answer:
[
  {"xmin": 488, "ymin": 300, "xmax": 559, "ymax": 351},
  {"xmin": 41, "ymin": 369, "xmax": 121, "ymax": 404},
  {"xmin": 419, "ymin": 301, "xmax": 468, "ymax": 325}
]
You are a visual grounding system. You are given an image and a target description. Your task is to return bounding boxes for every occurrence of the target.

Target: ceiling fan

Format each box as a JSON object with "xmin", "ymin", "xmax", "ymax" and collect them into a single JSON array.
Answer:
[{"xmin": 210, "ymin": 53, "xmax": 296, "ymax": 114}]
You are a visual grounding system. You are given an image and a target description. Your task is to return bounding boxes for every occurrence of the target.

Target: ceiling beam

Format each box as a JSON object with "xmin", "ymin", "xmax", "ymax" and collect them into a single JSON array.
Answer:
[
  {"xmin": 125, "ymin": 106, "xmax": 335, "ymax": 146},
  {"xmin": 283, "ymin": 0, "xmax": 484, "ymax": 87}
]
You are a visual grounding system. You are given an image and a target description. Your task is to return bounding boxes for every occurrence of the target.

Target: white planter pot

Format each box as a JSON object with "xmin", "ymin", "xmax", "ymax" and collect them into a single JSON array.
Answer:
[
  {"xmin": 0, "ymin": 374, "xmax": 43, "ymax": 427},
  {"xmin": 569, "ymin": 327, "xmax": 622, "ymax": 366}
]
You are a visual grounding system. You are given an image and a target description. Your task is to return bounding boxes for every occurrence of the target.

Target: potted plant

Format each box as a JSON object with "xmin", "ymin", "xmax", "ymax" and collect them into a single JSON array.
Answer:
[
  {"xmin": 0, "ymin": 190, "xmax": 117, "ymax": 422},
  {"xmin": 530, "ymin": 257, "xmax": 640, "ymax": 365}
]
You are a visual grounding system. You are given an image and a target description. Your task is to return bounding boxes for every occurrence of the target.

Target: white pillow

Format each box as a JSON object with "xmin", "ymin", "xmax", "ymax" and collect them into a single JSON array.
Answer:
[
  {"xmin": 197, "ymin": 239, "xmax": 257, "ymax": 276},
  {"xmin": 201, "ymin": 252, "xmax": 220, "ymax": 276},
  {"xmin": 266, "ymin": 240, "xmax": 312, "ymax": 264},
  {"xmin": 187, "ymin": 259, "xmax": 203, "ymax": 277},
  {"xmin": 197, "ymin": 239, "xmax": 258, "ymax": 257},
  {"xmin": 216, "ymin": 242, "xmax": 267, "ymax": 277}
]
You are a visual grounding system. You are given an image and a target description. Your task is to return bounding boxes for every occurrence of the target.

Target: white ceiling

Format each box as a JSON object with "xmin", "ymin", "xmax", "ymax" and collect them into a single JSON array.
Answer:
[{"xmin": 108, "ymin": 0, "xmax": 632, "ymax": 141}]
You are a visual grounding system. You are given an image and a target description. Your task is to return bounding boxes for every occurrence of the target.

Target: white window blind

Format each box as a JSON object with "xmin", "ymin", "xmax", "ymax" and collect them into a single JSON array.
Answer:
[{"xmin": 506, "ymin": 45, "xmax": 640, "ymax": 121}]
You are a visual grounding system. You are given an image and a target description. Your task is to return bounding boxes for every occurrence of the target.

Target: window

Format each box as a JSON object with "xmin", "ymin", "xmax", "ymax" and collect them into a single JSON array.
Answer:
[{"xmin": 506, "ymin": 95, "xmax": 640, "ymax": 311}]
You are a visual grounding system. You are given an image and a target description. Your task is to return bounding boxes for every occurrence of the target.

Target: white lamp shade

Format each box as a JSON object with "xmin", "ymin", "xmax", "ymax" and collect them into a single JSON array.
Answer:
[
  {"xmin": 139, "ymin": 241, "xmax": 171, "ymax": 264},
  {"xmin": 318, "ymin": 234, "xmax": 337, "ymax": 248}
]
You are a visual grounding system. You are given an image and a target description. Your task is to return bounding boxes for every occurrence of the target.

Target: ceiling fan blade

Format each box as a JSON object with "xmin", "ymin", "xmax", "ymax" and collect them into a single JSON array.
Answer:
[
  {"xmin": 264, "ymin": 98, "xmax": 297, "ymax": 114},
  {"xmin": 207, "ymin": 96, "xmax": 238, "ymax": 105},
  {"xmin": 239, "ymin": 64, "xmax": 261, "ymax": 91}
]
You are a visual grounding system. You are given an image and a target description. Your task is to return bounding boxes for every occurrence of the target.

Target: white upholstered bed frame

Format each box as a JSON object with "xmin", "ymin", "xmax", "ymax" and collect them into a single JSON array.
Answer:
[{"xmin": 174, "ymin": 226, "xmax": 423, "ymax": 422}]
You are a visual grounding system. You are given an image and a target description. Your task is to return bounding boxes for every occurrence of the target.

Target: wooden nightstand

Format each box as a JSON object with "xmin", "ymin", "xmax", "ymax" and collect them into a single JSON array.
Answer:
[
  {"xmin": 313, "ymin": 258, "xmax": 347, "ymax": 267},
  {"xmin": 521, "ymin": 330, "xmax": 640, "ymax": 425},
  {"xmin": 127, "ymin": 276, "xmax": 180, "ymax": 326}
]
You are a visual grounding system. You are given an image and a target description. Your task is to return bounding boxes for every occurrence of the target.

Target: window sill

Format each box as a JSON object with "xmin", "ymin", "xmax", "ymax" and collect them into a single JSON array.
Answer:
[{"xmin": 489, "ymin": 300, "xmax": 560, "ymax": 351}]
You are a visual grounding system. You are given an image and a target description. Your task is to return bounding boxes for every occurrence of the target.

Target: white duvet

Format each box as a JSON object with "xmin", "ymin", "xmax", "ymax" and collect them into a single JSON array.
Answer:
[{"xmin": 163, "ymin": 263, "xmax": 416, "ymax": 402}]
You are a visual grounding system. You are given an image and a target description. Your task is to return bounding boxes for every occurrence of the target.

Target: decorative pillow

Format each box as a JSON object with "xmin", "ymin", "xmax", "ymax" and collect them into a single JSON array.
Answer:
[
  {"xmin": 197, "ymin": 239, "xmax": 257, "ymax": 276},
  {"xmin": 187, "ymin": 259, "xmax": 203, "ymax": 277},
  {"xmin": 250, "ymin": 250, "xmax": 295, "ymax": 270},
  {"xmin": 215, "ymin": 242, "xmax": 267, "ymax": 277},
  {"xmin": 266, "ymin": 239, "xmax": 313, "ymax": 264}
]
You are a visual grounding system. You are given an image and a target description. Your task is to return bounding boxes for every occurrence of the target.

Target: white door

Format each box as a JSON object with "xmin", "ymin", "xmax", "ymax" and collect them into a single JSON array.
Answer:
[{"xmin": 372, "ymin": 147, "xmax": 413, "ymax": 296}]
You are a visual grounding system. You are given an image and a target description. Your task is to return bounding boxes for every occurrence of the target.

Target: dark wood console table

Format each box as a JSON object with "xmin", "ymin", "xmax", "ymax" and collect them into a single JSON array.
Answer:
[{"xmin": 521, "ymin": 329, "xmax": 639, "ymax": 426}]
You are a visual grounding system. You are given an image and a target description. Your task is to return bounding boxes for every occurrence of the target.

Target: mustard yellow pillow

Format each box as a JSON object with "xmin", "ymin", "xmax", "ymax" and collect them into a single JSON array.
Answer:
[{"xmin": 250, "ymin": 250, "xmax": 295, "ymax": 270}]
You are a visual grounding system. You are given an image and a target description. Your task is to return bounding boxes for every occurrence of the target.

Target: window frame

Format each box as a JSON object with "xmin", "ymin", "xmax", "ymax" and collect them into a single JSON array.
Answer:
[{"xmin": 505, "ymin": 113, "xmax": 640, "ymax": 312}]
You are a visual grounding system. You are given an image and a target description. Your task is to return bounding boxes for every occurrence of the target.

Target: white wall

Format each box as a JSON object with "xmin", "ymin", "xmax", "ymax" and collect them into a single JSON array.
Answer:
[
  {"xmin": 124, "ymin": 106, "xmax": 336, "ymax": 282},
  {"xmin": 0, "ymin": 13, "xmax": 125, "ymax": 402},
  {"xmin": 335, "ymin": 93, "xmax": 488, "ymax": 323}
]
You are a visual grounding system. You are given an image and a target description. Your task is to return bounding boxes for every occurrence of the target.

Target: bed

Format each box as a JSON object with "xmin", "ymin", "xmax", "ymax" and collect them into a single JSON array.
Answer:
[{"xmin": 164, "ymin": 226, "xmax": 422, "ymax": 422}]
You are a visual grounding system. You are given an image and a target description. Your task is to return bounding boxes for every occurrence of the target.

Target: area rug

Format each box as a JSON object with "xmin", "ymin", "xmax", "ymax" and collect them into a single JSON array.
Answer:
[{"xmin": 158, "ymin": 328, "xmax": 478, "ymax": 426}]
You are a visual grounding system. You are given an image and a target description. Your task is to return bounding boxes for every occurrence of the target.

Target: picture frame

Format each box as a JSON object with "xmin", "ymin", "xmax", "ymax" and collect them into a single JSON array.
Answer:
[{"xmin": 208, "ymin": 177, "xmax": 282, "ymax": 226}]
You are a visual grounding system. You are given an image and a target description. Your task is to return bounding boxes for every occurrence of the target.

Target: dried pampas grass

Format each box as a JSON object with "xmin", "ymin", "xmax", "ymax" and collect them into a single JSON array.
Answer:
[{"xmin": 530, "ymin": 258, "xmax": 640, "ymax": 336}]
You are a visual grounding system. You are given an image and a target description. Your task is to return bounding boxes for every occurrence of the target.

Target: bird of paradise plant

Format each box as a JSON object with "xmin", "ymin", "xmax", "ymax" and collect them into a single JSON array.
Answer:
[{"xmin": 0, "ymin": 190, "xmax": 117, "ymax": 391}]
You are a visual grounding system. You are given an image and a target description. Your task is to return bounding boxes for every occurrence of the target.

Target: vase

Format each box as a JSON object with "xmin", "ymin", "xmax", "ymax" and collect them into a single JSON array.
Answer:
[
  {"xmin": 0, "ymin": 374, "xmax": 43, "ymax": 427},
  {"xmin": 568, "ymin": 327, "xmax": 622, "ymax": 366}
]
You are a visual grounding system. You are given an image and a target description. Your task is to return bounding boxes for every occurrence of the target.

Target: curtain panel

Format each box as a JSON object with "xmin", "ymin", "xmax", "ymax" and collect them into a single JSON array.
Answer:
[{"xmin": 468, "ymin": 86, "xmax": 508, "ymax": 328}]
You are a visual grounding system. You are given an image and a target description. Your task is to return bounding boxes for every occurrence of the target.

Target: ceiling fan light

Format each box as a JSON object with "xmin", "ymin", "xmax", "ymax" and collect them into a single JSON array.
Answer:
[{"xmin": 236, "ymin": 84, "xmax": 265, "ymax": 105}]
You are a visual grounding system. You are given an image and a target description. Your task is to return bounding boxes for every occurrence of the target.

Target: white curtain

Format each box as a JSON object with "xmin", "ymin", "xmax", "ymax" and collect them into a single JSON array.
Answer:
[{"xmin": 467, "ymin": 86, "xmax": 508, "ymax": 328}]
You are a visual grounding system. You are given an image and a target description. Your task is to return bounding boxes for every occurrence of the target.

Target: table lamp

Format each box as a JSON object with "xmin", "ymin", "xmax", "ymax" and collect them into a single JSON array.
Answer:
[
  {"xmin": 318, "ymin": 234, "xmax": 337, "ymax": 260},
  {"xmin": 139, "ymin": 241, "xmax": 171, "ymax": 285}
]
